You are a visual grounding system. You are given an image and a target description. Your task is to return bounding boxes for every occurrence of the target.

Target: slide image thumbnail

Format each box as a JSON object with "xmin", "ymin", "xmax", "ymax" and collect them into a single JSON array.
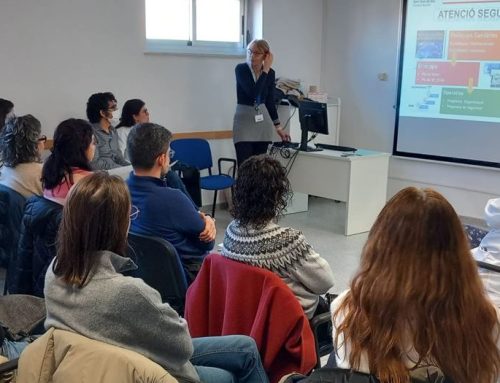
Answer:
[{"xmin": 416, "ymin": 30, "xmax": 445, "ymax": 59}]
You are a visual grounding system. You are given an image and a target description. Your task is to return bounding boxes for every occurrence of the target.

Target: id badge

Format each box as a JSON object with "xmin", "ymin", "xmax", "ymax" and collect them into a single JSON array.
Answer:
[{"xmin": 254, "ymin": 114, "xmax": 264, "ymax": 123}]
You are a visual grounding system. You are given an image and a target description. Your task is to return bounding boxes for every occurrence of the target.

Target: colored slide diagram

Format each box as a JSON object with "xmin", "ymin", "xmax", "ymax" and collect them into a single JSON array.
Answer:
[{"xmin": 403, "ymin": 28, "xmax": 500, "ymax": 120}]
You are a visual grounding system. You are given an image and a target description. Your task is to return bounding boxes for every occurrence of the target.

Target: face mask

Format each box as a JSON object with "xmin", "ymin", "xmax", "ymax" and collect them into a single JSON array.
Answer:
[{"xmin": 109, "ymin": 111, "xmax": 120, "ymax": 127}]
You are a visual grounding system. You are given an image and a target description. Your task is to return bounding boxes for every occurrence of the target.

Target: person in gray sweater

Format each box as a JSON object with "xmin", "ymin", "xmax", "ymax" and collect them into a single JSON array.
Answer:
[
  {"xmin": 44, "ymin": 172, "xmax": 268, "ymax": 383},
  {"xmin": 221, "ymin": 155, "xmax": 334, "ymax": 318}
]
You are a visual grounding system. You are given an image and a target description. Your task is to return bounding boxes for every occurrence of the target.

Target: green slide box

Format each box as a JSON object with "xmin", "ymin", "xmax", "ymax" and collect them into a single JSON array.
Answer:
[{"xmin": 440, "ymin": 87, "xmax": 500, "ymax": 118}]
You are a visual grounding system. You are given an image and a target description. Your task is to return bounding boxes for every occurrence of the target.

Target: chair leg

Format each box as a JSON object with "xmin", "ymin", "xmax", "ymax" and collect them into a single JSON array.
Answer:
[
  {"xmin": 3, "ymin": 267, "xmax": 8, "ymax": 295},
  {"xmin": 212, "ymin": 190, "xmax": 218, "ymax": 218}
]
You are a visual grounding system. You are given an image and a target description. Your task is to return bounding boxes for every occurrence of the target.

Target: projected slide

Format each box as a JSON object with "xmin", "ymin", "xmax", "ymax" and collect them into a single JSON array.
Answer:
[
  {"xmin": 400, "ymin": 3, "xmax": 500, "ymax": 122},
  {"xmin": 395, "ymin": 0, "xmax": 500, "ymax": 166}
]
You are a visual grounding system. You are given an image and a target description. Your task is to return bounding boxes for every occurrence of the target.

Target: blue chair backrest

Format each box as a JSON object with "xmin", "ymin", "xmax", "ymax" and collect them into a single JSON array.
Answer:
[
  {"xmin": 126, "ymin": 232, "xmax": 188, "ymax": 315},
  {"xmin": 171, "ymin": 138, "xmax": 213, "ymax": 170}
]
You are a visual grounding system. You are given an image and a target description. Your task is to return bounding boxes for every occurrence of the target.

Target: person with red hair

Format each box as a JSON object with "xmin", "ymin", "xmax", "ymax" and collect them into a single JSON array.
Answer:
[{"xmin": 331, "ymin": 187, "xmax": 500, "ymax": 383}]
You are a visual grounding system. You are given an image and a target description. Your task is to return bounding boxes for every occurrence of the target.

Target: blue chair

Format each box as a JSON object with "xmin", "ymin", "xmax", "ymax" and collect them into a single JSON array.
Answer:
[{"xmin": 170, "ymin": 138, "xmax": 236, "ymax": 217}]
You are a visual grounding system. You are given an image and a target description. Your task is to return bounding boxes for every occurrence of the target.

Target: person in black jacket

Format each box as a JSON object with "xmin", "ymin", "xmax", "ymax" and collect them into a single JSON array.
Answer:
[
  {"xmin": 11, "ymin": 119, "xmax": 94, "ymax": 296},
  {"xmin": 10, "ymin": 197, "xmax": 62, "ymax": 296}
]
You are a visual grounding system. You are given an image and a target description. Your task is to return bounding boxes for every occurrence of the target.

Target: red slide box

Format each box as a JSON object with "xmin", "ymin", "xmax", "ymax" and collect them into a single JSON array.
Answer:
[{"xmin": 415, "ymin": 61, "xmax": 479, "ymax": 86}]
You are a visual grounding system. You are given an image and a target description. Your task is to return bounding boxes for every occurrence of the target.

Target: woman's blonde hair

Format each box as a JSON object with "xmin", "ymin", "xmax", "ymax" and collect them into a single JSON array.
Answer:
[
  {"xmin": 54, "ymin": 172, "xmax": 130, "ymax": 287},
  {"xmin": 334, "ymin": 187, "xmax": 500, "ymax": 383},
  {"xmin": 247, "ymin": 39, "xmax": 270, "ymax": 53}
]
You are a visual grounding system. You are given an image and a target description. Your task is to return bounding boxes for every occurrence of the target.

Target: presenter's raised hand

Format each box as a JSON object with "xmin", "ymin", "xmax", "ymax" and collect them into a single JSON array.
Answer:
[{"xmin": 263, "ymin": 51, "xmax": 274, "ymax": 73}]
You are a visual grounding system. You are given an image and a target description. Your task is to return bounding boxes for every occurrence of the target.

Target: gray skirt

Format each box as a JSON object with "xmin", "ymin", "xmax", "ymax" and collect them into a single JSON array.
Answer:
[{"xmin": 232, "ymin": 104, "xmax": 274, "ymax": 144}]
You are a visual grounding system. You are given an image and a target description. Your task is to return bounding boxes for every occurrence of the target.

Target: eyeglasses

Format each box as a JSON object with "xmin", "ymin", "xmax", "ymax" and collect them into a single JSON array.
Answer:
[
  {"xmin": 168, "ymin": 148, "xmax": 175, "ymax": 159},
  {"xmin": 38, "ymin": 135, "xmax": 47, "ymax": 143},
  {"xmin": 247, "ymin": 49, "xmax": 265, "ymax": 56},
  {"xmin": 130, "ymin": 205, "xmax": 140, "ymax": 220}
]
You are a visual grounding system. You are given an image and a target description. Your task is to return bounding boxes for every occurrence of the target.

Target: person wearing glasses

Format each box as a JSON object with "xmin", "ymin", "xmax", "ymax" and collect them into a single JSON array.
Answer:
[
  {"xmin": 43, "ymin": 172, "xmax": 268, "ymax": 383},
  {"xmin": 126, "ymin": 123, "xmax": 215, "ymax": 284},
  {"xmin": 0, "ymin": 114, "xmax": 45, "ymax": 197},
  {"xmin": 233, "ymin": 39, "xmax": 290, "ymax": 167},
  {"xmin": 0, "ymin": 98, "xmax": 14, "ymax": 133},
  {"xmin": 115, "ymin": 98, "xmax": 195, "ymax": 204},
  {"xmin": 12, "ymin": 119, "xmax": 96, "ymax": 297},
  {"xmin": 86, "ymin": 92, "xmax": 129, "ymax": 170}
]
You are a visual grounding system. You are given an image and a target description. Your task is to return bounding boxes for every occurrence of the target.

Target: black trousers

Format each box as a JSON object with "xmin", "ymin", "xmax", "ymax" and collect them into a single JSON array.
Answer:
[{"xmin": 234, "ymin": 141, "xmax": 270, "ymax": 167}]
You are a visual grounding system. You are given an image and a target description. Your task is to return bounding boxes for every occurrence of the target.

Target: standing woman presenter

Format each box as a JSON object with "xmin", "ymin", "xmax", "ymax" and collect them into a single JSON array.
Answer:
[{"xmin": 233, "ymin": 39, "xmax": 290, "ymax": 167}]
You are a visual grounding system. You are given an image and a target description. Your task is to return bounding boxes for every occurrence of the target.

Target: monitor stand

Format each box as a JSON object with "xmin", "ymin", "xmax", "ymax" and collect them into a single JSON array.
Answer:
[{"xmin": 299, "ymin": 129, "xmax": 323, "ymax": 152}]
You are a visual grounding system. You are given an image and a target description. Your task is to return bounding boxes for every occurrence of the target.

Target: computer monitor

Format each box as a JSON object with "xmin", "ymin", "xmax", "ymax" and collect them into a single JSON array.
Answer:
[{"xmin": 298, "ymin": 101, "xmax": 328, "ymax": 151}]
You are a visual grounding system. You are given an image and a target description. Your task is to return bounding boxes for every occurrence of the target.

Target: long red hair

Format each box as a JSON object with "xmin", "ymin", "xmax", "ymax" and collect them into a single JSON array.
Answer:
[{"xmin": 334, "ymin": 187, "xmax": 500, "ymax": 383}]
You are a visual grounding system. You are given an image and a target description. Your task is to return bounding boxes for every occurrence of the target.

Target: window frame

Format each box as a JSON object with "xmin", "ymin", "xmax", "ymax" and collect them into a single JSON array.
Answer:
[{"xmin": 145, "ymin": 0, "xmax": 247, "ymax": 57}]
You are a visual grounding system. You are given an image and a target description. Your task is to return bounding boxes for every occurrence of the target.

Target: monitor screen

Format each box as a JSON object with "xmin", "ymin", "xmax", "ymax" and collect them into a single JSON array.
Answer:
[{"xmin": 299, "ymin": 101, "xmax": 329, "ymax": 135}]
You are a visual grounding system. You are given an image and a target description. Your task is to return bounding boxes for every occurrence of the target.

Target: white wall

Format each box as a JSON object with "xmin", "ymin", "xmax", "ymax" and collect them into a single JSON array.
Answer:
[
  {"xmin": 322, "ymin": 0, "xmax": 500, "ymax": 219},
  {"xmin": 0, "ymin": 0, "xmax": 324, "ymax": 135},
  {"xmin": 0, "ymin": 0, "xmax": 325, "ymax": 204}
]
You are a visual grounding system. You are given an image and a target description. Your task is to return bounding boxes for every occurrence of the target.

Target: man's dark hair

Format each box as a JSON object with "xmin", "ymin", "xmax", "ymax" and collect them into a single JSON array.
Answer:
[
  {"xmin": 231, "ymin": 154, "xmax": 292, "ymax": 229},
  {"xmin": 127, "ymin": 123, "xmax": 172, "ymax": 170},
  {"xmin": 86, "ymin": 92, "xmax": 116, "ymax": 123}
]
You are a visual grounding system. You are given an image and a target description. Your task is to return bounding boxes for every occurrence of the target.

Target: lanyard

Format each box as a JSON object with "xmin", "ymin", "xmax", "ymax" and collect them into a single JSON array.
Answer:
[{"xmin": 249, "ymin": 64, "xmax": 263, "ymax": 108}]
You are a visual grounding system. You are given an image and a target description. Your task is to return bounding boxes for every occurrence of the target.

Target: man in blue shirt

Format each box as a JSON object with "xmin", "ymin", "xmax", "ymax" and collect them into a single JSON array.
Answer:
[{"xmin": 126, "ymin": 123, "xmax": 215, "ymax": 283}]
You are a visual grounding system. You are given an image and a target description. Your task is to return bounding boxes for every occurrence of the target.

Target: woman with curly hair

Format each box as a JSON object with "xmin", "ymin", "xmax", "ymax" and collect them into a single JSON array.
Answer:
[
  {"xmin": 221, "ymin": 154, "xmax": 334, "ymax": 318},
  {"xmin": 0, "ymin": 115, "xmax": 45, "ymax": 197},
  {"xmin": 331, "ymin": 187, "xmax": 500, "ymax": 383}
]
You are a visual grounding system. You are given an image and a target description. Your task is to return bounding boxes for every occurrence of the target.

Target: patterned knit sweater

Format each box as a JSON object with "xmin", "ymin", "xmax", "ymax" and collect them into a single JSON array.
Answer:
[{"xmin": 221, "ymin": 220, "xmax": 334, "ymax": 318}]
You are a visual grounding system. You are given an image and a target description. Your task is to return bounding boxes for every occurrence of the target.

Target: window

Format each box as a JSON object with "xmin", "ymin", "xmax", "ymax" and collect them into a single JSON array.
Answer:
[{"xmin": 145, "ymin": 0, "xmax": 246, "ymax": 56}]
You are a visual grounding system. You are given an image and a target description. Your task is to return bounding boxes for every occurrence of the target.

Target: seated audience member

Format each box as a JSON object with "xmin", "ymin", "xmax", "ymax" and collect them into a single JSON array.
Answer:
[
  {"xmin": 86, "ymin": 92, "xmax": 129, "ymax": 170},
  {"xmin": 42, "ymin": 118, "xmax": 95, "ymax": 204},
  {"xmin": 0, "ymin": 98, "xmax": 14, "ymax": 132},
  {"xmin": 472, "ymin": 198, "xmax": 500, "ymax": 307},
  {"xmin": 44, "ymin": 172, "xmax": 269, "ymax": 383},
  {"xmin": 116, "ymin": 98, "xmax": 191, "ymax": 199},
  {"xmin": 116, "ymin": 99, "xmax": 149, "ymax": 160},
  {"xmin": 331, "ymin": 187, "xmax": 500, "ymax": 383},
  {"xmin": 126, "ymin": 123, "xmax": 215, "ymax": 283},
  {"xmin": 12, "ymin": 119, "xmax": 95, "ymax": 296},
  {"xmin": 221, "ymin": 155, "xmax": 334, "ymax": 319},
  {"xmin": 0, "ymin": 115, "xmax": 45, "ymax": 197}
]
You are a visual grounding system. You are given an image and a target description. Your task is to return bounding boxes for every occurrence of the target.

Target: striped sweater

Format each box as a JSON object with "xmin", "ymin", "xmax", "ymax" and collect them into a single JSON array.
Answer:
[{"xmin": 221, "ymin": 220, "xmax": 334, "ymax": 318}]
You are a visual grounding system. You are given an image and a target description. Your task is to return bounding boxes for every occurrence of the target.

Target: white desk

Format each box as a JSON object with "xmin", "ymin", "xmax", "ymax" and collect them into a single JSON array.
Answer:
[{"xmin": 274, "ymin": 149, "xmax": 390, "ymax": 236}]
